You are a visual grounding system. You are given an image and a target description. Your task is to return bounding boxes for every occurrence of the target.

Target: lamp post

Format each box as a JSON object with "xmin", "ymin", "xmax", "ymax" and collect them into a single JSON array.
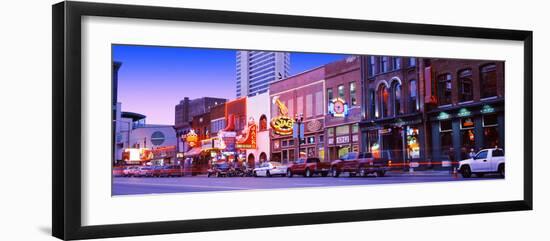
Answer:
[{"xmin": 295, "ymin": 113, "xmax": 304, "ymax": 159}]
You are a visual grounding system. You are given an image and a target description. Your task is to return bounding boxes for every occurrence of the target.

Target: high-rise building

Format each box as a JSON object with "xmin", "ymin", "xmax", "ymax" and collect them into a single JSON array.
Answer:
[{"xmin": 236, "ymin": 51, "xmax": 290, "ymax": 98}]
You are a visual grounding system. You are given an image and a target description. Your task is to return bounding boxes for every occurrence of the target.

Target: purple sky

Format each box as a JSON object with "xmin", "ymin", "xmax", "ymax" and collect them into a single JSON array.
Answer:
[{"xmin": 113, "ymin": 45, "xmax": 347, "ymax": 124}]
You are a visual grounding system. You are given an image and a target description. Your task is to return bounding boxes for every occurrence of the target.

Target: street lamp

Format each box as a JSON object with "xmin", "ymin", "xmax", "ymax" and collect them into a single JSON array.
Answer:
[{"xmin": 294, "ymin": 113, "xmax": 304, "ymax": 159}]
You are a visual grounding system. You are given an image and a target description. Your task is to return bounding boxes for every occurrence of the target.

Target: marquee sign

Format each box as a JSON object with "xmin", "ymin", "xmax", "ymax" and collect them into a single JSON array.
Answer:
[
  {"xmin": 328, "ymin": 97, "xmax": 349, "ymax": 117},
  {"xmin": 236, "ymin": 118, "xmax": 257, "ymax": 149},
  {"xmin": 270, "ymin": 97, "xmax": 295, "ymax": 135}
]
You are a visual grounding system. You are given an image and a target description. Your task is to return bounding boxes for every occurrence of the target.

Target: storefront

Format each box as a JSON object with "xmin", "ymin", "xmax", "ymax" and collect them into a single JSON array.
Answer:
[
  {"xmin": 360, "ymin": 114, "xmax": 425, "ymax": 168},
  {"xmin": 429, "ymin": 101, "xmax": 504, "ymax": 165},
  {"xmin": 326, "ymin": 124, "xmax": 359, "ymax": 161}
]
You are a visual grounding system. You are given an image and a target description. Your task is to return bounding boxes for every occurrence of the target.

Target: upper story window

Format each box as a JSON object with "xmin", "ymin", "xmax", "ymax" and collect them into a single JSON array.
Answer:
[
  {"xmin": 350, "ymin": 82, "xmax": 357, "ymax": 106},
  {"xmin": 392, "ymin": 57, "xmax": 402, "ymax": 70},
  {"xmin": 368, "ymin": 56, "xmax": 377, "ymax": 76},
  {"xmin": 338, "ymin": 85, "xmax": 345, "ymax": 99},
  {"xmin": 480, "ymin": 64, "xmax": 498, "ymax": 98},
  {"xmin": 380, "ymin": 56, "xmax": 389, "ymax": 73},
  {"xmin": 458, "ymin": 69, "xmax": 473, "ymax": 102},
  {"xmin": 376, "ymin": 84, "xmax": 389, "ymax": 118},
  {"xmin": 437, "ymin": 73, "xmax": 453, "ymax": 106},
  {"xmin": 327, "ymin": 88, "xmax": 333, "ymax": 101},
  {"xmin": 259, "ymin": 115, "xmax": 267, "ymax": 131},
  {"xmin": 409, "ymin": 79, "xmax": 419, "ymax": 113},
  {"xmin": 392, "ymin": 82, "xmax": 402, "ymax": 115},
  {"xmin": 408, "ymin": 57, "xmax": 417, "ymax": 67}
]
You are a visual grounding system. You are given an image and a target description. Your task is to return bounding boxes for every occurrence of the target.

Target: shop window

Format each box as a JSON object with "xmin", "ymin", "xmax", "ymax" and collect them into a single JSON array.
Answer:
[
  {"xmin": 289, "ymin": 149, "xmax": 295, "ymax": 161},
  {"xmin": 440, "ymin": 120, "xmax": 453, "ymax": 132},
  {"xmin": 352, "ymin": 124, "xmax": 359, "ymax": 133},
  {"xmin": 437, "ymin": 73, "xmax": 453, "ymax": 106},
  {"xmin": 328, "ymin": 128, "xmax": 334, "ymax": 137},
  {"xmin": 368, "ymin": 130, "xmax": 380, "ymax": 157},
  {"xmin": 483, "ymin": 114, "xmax": 500, "ymax": 148},
  {"xmin": 282, "ymin": 150, "xmax": 288, "ymax": 162},
  {"xmin": 458, "ymin": 69, "xmax": 473, "ymax": 102},
  {"xmin": 392, "ymin": 82, "xmax": 402, "ymax": 115},
  {"xmin": 460, "ymin": 118, "xmax": 476, "ymax": 159},
  {"xmin": 480, "ymin": 64, "xmax": 498, "ymax": 98},
  {"xmin": 440, "ymin": 120, "xmax": 453, "ymax": 159},
  {"xmin": 406, "ymin": 126, "xmax": 420, "ymax": 159},
  {"xmin": 350, "ymin": 82, "xmax": 357, "ymax": 106},
  {"xmin": 409, "ymin": 79, "xmax": 419, "ymax": 113}
]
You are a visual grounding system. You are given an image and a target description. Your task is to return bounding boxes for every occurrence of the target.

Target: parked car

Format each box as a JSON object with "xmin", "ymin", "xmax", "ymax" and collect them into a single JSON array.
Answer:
[
  {"xmin": 161, "ymin": 165, "xmax": 183, "ymax": 177},
  {"xmin": 287, "ymin": 157, "xmax": 330, "ymax": 177},
  {"xmin": 253, "ymin": 162, "xmax": 287, "ymax": 177},
  {"xmin": 135, "ymin": 166, "xmax": 154, "ymax": 177},
  {"xmin": 330, "ymin": 151, "xmax": 391, "ymax": 177},
  {"xmin": 123, "ymin": 166, "xmax": 140, "ymax": 177},
  {"xmin": 112, "ymin": 166, "xmax": 125, "ymax": 177},
  {"xmin": 151, "ymin": 165, "xmax": 164, "ymax": 177},
  {"xmin": 458, "ymin": 148, "xmax": 505, "ymax": 178},
  {"xmin": 207, "ymin": 162, "xmax": 232, "ymax": 177}
]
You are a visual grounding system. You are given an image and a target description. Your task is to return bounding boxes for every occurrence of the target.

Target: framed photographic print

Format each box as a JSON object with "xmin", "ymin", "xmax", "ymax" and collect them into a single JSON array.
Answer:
[{"xmin": 52, "ymin": 1, "xmax": 533, "ymax": 240}]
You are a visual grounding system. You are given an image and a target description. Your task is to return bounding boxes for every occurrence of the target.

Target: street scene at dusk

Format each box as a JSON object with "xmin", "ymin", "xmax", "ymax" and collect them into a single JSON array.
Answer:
[{"xmin": 112, "ymin": 45, "xmax": 505, "ymax": 196}]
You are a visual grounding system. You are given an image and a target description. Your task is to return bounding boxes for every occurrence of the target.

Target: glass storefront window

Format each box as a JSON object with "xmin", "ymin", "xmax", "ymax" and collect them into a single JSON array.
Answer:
[
  {"xmin": 483, "ymin": 114, "xmax": 499, "ymax": 148},
  {"xmin": 406, "ymin": 126, "xmax": 420, "ymax": 159},
  {"xmin": 368, "ymin": 130, "xmax": 379, "ymax": 157}
]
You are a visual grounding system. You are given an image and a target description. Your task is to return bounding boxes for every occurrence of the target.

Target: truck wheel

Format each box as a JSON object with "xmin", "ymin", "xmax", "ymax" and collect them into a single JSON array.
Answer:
[
  {"xmin": 359, "ymin": 168, "xmax": 367, "ymax": 177},
  {"xmin": 498, "ymin": 164, "xmax": 505, "ymax": 178},
  {"xmin": 305, "ymin": 168, "xmax": 312, "ymax": 177},
  {"xmin": 461, "ymin": 166, "xmax": 472, "ymax": 178},
  {"xmin": 287, "ymin": 169, "xmax": 293, "ymax": 177},
  {"xmin": 331, "ymin": 167, "xmax": 340, "ymax": 177}
]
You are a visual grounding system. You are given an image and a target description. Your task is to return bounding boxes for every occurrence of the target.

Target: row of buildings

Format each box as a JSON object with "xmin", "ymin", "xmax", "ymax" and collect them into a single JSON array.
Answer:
[{"xmin": 113, "ymin": 50, "xmax": 504, "ymax": 170}]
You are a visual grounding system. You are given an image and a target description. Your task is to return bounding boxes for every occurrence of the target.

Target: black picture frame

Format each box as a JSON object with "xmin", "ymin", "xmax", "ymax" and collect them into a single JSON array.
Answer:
[{"xmin": 52, "ymin": 1, "xmax": 533, "ymax": 240}]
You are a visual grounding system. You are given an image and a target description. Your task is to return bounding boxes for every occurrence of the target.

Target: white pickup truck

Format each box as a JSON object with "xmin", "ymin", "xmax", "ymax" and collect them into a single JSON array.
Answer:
[{"xmin": 458, "ymin": 148, "xmax": 505, "ymax": 178}]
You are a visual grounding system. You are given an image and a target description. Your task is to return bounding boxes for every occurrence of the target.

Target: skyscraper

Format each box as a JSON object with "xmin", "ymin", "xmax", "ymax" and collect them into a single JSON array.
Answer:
[{"xmin": 236, "ymin": 51, "xmax": 290, "ymax": 97}]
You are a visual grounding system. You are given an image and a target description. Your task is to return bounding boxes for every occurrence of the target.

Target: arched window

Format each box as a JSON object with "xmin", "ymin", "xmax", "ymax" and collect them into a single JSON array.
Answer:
[
  {"xmin": 458, "ymin": 69, "xmax": 473, "ymax": 102},
  {"xmin": 376, "ymin": 84, "xmax": 389, "ymax": 118},
  {"xmin": 409, "ymin": 79, "xmax": 419, "ymax": 113},
  {"xmin": 259, "ymin": 114, "xmax": 267, "ymax": 131},
  {"xmin": 437, "ymin": 73, "xmax": 453, "ymax": 106},
  {"xmin": 392, "ymin": 82, "xmax": 402, "ymax": 115},
  {"xmin": 480, "ymin": 64, "xmax": 497, "ymax": 98}
]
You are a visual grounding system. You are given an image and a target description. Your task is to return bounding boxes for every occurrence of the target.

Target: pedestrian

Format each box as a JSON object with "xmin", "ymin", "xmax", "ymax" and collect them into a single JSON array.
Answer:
[
  {"xmin": 469, "ymin": 148, "xmax": 476, "ymax": 159},
  {"xmin": 447, "ymin": 147, "xmax": 456, "ymax": 173}
]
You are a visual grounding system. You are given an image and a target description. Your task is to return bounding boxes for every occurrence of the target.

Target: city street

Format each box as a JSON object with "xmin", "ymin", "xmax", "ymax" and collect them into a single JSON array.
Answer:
[{"xmin": 112, "ymin": 172, "xmax": 502, "ymax": 195}]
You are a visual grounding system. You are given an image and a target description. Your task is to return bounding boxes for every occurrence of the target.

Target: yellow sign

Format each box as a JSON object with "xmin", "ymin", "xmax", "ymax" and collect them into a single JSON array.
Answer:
[{"xmin": 270, "ymin": 98, "xmax": 294, "ymax": 135}]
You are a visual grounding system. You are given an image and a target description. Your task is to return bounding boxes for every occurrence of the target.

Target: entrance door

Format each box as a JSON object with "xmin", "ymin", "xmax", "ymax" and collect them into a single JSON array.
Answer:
[{"xmin": 247, "ymin": 154, "xmax": 255, "ymax": 168}]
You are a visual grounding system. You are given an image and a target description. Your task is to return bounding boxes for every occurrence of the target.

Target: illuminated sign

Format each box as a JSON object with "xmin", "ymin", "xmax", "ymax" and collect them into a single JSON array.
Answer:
[
  {"xmin": 328, "ymin": 97, "xmax": 349, "ymax": 117},
  {"xmin": 201, "ymin": 137, "xmax": 226, "ymax": 151},
  {"xmin": 270, "ymin": 97, "xmax": 294, "ymax": 135},
  {"xmin": 481, "ymin": 104, "xmax": 495, "ymax": 113},
  {"xmin": 437, "ymin": 112, "xmax": 451, "ymax": 120},
  {"xmin": 184, "ymin": 129, "xmax": 199, "ymax": 147},
  {"xmin": 236, "ymin": 119, "xmax": 257, "ymax": 149},
  {"xmin": 457, "ymin": 108, "xmax": 472, "ymax": 117}
]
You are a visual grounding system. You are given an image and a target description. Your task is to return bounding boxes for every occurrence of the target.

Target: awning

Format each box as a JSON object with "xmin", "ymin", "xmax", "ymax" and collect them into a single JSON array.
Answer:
[{"xmin": 184, "ymin": 147, "xmax": 202, "ymax": 157}]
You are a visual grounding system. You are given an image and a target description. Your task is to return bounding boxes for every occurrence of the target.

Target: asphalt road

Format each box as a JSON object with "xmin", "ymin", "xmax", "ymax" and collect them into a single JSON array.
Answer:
[{"xmin": 112, "ymin": 172, "xmax": 502, "ymax": 195}]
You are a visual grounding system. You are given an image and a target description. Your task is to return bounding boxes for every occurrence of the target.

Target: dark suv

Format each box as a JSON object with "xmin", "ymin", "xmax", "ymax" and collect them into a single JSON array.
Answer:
[{"xmin": 330, "ymin": 151, "xmax": 391, "ymax": 177}]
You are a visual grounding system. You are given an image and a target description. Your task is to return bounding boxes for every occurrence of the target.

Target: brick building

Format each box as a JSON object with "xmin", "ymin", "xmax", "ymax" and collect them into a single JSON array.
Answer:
[
  {"xmin": 269, "ymin": 66, "xmax": 326, "ymax": 163},
  {"xmin": 359, "ymin": 55, "xmax": 425, "ymax": 168},
  {"xmin": 424, "ymin": 58, "xmax": 505, "ymax": 165},
  {"xmin": 324, "ymin": 56, "xmax": 362, "ymax": 161}
]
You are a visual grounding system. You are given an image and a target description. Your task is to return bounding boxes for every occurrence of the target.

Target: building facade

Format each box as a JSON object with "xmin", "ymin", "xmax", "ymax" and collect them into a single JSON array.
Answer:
[
  {"xmin": 236, "ymin": 51, "xmax": 290, "ymax": 98},
  {"xmin": 269, "ymin": 67, "xmax": 326, "ymax": 164},
  {"xmin": 245, "ymin": 92, "xmax": 271, "ymax": 165},
  {"xmin": 424, "ymin": 58, "xmax": 505, "ymax": 165},
  {"xmin": 324, "ymin": 56, "xmax": 362, "ymax": 161},
  {"xmin": 360, "ymin": 55, "xmax": 425, "ymax": 168}
]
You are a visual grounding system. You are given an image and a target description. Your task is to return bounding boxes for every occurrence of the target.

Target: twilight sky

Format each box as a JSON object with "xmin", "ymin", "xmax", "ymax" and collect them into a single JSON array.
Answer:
[{"xmin": 113, "ymin": 45, "xmax": 348, "ymax": 125}]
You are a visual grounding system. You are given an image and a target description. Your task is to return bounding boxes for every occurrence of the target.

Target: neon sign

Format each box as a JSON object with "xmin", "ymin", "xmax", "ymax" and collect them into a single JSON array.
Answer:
[
  {"xmin": 270, "ymin": 97, "xmax": 295, "ymax": 135},
  {"xmin": 328, "ymin": 97, "xmax": 349, "ymax": 117},
  {"xmin": 236, "ymin": 119, "xmax": 257, "ymax": 149}
]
